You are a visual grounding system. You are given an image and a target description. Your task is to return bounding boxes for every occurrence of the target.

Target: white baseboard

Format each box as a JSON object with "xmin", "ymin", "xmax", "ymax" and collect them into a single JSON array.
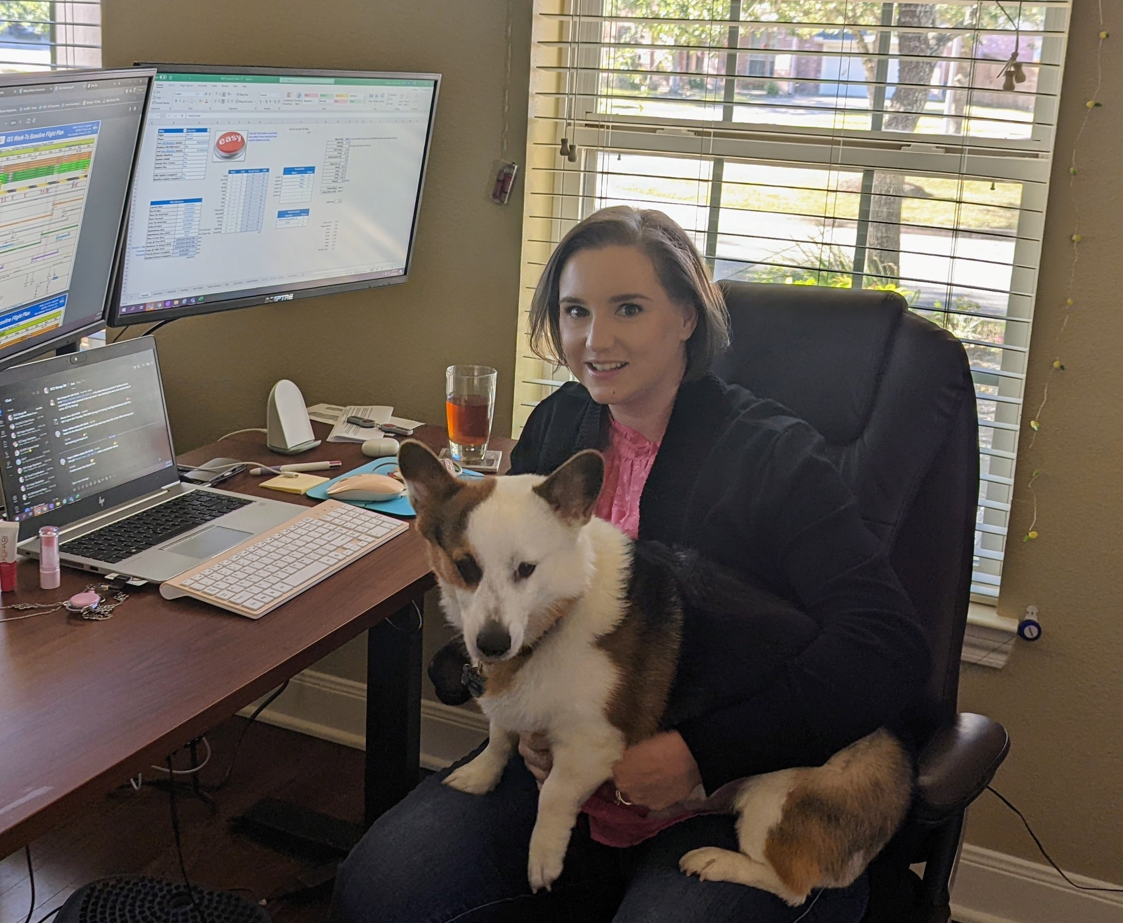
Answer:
[
  {"xmin": 242, "ymin": 670, "xmax": 1123, "ymax": 923},
  {"xmin": 951, "ymin": 844, "xmax": 1123, "ymax": 923},
  {"xmin": 238, "ymin": 667, "xmax": 488, "ymax": 771}
]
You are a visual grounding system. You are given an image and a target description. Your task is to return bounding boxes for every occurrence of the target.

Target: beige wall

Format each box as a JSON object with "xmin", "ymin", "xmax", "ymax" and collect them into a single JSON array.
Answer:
[
  {"xmin": 105, "ymin": 0, "xmax": 1123, "ymax": 884},
  {"xmin": 103, "ymin": 0, "xmax": 530, "ymax": 452},
  {"xmin": 102, "ymin": 0, "xmax": 530, "ymax": 690},
  {"xmin": 959, "ymin": 1, "xmax": 1123, "ymax": 882}
]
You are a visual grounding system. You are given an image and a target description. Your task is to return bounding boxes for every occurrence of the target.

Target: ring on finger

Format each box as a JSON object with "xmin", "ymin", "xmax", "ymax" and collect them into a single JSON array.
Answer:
[{"xmin": 614, "ymin": 788, "xmax": 632, "ymax": 806}]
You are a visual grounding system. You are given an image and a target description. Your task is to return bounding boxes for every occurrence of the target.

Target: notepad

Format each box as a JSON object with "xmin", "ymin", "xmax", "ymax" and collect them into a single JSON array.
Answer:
[{"xmin": 260, "ymin": 472, "xmax": 330, "ymax": 495}]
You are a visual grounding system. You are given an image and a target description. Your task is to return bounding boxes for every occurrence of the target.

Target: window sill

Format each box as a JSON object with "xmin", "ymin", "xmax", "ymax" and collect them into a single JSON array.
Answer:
[{"xmin": 961, "ymin": 602, "xmax": 1018, "ymax": 670}]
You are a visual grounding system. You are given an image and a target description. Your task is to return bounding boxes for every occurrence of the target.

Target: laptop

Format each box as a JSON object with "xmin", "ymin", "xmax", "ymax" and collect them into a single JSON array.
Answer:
[{"xmin": 0, "ymin": 337, "xmax": 301, "ymax": 583}]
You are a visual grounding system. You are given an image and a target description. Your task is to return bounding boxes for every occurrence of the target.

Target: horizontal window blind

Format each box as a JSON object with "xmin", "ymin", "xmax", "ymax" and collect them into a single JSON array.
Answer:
[
  {"xmin": 515, "ymin": 0, "xmax": 1071, "ymax": 602},
  {"xmin": 0, "ymin": 1, "xmax": 101, "ymax": 72}
]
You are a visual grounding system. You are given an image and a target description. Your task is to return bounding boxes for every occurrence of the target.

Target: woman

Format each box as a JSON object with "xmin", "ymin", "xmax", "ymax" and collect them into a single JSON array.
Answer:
[{"xmin": 331, "ymin": 207, "xmax": 930, "ymax": 923}]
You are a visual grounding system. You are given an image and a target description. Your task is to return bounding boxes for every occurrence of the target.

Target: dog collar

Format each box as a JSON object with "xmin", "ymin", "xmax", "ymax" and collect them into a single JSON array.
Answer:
[
  {"xmin": 462, "ymin": 663, "xmax": 486, "ymax": 698},
  {"xmin": 460, "ymin": 617, "xmax": 567, "ymax": 699}
]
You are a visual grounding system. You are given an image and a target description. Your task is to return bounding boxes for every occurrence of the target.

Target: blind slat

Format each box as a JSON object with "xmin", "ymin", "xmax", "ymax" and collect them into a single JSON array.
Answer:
[{"xmin": 518, "ymin": 0, "xmax": 1070, "ymax": 603}]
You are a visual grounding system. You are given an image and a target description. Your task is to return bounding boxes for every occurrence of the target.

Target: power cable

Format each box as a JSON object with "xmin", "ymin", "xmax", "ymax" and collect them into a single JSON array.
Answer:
[{"xmin": 987, "ymin": 785, "xmax": 1123, "ymax": 893}]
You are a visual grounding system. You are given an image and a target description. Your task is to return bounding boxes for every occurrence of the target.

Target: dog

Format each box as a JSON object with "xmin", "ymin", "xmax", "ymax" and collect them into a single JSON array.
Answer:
[{"xmin": 397, "ymin": 440, "xmax": 913, "ymax": 903}]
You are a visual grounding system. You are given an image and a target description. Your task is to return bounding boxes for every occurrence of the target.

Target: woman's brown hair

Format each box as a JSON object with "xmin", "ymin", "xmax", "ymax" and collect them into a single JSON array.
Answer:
[{"xmin": 527, "ymin": 206, "xmax": 730, "ymax": 381}]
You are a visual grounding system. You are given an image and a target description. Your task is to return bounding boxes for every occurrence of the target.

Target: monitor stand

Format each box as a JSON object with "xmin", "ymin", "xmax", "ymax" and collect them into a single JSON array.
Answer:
[{"xmin": 55, "ymin": 341, "xmax": 79, "ymax": 357}]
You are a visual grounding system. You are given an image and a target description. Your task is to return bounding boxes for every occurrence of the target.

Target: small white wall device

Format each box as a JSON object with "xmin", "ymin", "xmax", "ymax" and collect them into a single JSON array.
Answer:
[{"xmin": 267, "ymin": 380, "xmax": 320, "ymax": 455}]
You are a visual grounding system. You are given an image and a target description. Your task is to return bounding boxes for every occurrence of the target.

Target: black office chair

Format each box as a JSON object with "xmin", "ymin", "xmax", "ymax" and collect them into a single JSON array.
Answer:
[{"xmin": 715, "ymin": 280, "xmax": 1010, "ymax": 923}]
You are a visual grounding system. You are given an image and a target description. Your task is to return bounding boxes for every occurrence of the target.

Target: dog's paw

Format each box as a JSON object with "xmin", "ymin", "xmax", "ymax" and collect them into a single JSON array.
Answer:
[
  {"xmin": 679, "ymin": 847, "xmax": 735, "ymax": 881},
  {"xmin": 443, "ymin": 759, "xmax": 502, "ymax": 795},
  {"xmin": 527, "ymin": 840, "xmax": 566, "ymax": 893}
]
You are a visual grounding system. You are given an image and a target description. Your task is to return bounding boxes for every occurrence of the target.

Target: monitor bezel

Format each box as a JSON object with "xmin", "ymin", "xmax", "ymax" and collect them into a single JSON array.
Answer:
[
  {"xmin": 0, "ymin": 67, "xmax": 155, "ymax": 370},
  {"xmin": 108, "ymin": 63, "xmax": 442, "ymax": 327}
]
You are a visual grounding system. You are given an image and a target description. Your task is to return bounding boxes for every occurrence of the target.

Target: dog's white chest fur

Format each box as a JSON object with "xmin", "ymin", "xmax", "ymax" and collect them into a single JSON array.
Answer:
[{"xmin": 478, "ymin": 614, "xmax": 622, "ymax": 738}]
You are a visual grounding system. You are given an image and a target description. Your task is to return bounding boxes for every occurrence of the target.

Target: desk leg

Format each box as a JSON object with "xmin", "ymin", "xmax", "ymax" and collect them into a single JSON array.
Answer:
[{"xmin": 364, "ymin": 604, "xmax": 423, "ymax": 826}]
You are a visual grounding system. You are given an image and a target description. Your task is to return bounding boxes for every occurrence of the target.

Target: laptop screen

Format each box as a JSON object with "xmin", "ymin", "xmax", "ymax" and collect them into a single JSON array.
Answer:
[{"xmin": 0, "ymin": 339, "xmax": 175, "ymax": 530}]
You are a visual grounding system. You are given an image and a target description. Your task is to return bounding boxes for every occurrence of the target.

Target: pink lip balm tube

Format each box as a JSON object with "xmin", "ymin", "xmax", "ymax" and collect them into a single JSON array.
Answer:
[{"xmin": 39, "ymin": 526, "xmax": 60, "ymax": 590}]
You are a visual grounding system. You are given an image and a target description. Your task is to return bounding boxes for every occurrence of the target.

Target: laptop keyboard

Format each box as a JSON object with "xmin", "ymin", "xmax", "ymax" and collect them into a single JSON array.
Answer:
[{"xmin": 60, "ymin": 490, "xmax": 253, "ymax": 564}]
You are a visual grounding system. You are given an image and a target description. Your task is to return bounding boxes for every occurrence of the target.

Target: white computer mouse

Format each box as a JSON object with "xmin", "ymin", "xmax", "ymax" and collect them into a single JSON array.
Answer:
[{"xmin": 326, "ymin": 473, "xmax": 406, "ymax": 503}]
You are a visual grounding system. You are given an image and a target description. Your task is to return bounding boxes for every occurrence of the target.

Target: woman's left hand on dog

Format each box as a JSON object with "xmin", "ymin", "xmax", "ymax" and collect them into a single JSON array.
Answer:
[
  {"xmin": 612, "ymin": 731, "xmax": 703, "ymax": 812},
  {"xmin": 519, "ymin": 731, "xmax": 553, "ymax": 788}
]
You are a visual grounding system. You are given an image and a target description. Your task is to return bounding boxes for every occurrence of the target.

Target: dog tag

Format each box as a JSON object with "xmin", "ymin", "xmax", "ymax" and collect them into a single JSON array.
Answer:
[{"xmin": 462, "ymin": 663, "xmax": 486, "ymax": 698}]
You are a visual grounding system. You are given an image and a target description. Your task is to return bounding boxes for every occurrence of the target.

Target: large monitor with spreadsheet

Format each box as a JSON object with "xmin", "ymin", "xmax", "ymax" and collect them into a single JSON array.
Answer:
[
  {"xmin": 110, "ymin": 65, "xmax": 440, "ymax": 325},
  {"xmin": 0, "ymin": 69, "xmax": 151, "ymax": 368}
]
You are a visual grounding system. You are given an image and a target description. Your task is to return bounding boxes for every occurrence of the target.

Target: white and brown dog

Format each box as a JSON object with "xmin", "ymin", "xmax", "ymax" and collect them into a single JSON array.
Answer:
[{"xmin": 398, "ymin": 440, "xmax": 913, "ymax": 903}]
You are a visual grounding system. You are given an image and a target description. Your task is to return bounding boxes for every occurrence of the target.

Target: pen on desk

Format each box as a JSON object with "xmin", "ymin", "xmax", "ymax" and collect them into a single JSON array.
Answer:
[{"xmin": 249, "ymin": 461, "xmax": 342, "ymax": 475}]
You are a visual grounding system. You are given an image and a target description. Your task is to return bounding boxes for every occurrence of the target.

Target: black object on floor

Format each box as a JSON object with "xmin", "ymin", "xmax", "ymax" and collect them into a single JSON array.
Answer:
[
  {"xmin": 56, "ymin": 875, "xmax": 271, "ymax": 923},
  {"xmin": 231, "ymin": 797, "xmax": 363, "ymax": 858}
]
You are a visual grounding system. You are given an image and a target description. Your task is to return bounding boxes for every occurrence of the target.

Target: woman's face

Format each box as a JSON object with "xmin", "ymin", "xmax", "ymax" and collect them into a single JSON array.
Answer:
[{"xmin": 558, "ymin": 245, "xmax": 697, "ymax": 413}]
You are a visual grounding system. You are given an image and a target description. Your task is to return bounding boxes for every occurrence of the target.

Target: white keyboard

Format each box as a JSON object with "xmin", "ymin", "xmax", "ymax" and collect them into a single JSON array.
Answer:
[{"xmin": 160, "ymin": 500, "xmax": 409, "ymax": 618}]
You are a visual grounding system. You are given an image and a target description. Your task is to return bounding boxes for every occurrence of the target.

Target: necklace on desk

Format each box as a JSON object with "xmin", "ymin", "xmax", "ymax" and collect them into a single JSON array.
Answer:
[{"xmin": 0, "ymin": 583, "xmax": 130, "ymax": 623}]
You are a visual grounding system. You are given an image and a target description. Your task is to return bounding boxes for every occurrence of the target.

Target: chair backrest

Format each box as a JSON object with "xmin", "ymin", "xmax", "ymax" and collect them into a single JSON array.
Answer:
[{"xmin": 714, "ymin": 281, "xmax": 979, "ymax": 733}]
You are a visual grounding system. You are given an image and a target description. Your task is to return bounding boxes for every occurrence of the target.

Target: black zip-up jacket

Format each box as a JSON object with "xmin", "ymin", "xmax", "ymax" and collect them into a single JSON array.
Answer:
[{"xmin": 508, "ymin": 373, "xmax": 931, "ymax": 793}]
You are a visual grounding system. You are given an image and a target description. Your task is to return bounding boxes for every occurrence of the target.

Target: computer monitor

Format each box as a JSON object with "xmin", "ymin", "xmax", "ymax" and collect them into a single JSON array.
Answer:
[
  {"xmin": 110, "ymin": 65, "xmax": 440, "ymax": 325},
  {"xmin": 0, "ymin": 68, "xmax": 152, "ymax": 368}
]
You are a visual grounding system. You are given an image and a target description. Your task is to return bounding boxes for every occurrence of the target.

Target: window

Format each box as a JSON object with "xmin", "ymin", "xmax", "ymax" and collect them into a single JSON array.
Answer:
[
  {"xmin": 0, "ymin": 1, "xmax": 101, "ymax": 72},
  {"xmin": 515, "ymin": 1, "xmax": 1071, "ymax": 602}
]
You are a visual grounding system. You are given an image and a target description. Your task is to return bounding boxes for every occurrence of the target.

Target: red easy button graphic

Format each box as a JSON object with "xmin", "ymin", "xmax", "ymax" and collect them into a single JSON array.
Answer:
[{"xmin": 215, "ymin": 131, "xmax": 246, "ymax": 157}]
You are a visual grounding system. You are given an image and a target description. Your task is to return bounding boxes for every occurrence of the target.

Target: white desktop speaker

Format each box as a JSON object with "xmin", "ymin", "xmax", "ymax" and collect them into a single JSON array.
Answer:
[{"xmin": 266, "ymin": 379, "xmax": 321, "ymax": 455}]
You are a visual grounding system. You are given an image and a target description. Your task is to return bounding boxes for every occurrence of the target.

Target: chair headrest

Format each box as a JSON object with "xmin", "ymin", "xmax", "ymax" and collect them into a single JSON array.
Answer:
[{"xmin": 715, "ymin": 281, "xmax": 903, "ymax": 444}]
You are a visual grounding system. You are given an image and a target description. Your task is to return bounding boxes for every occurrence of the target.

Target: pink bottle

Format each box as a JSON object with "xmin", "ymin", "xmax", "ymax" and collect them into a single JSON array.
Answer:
[{"xmin": 38, "ymin": 526, "xmax": 60, "ymax": 590}]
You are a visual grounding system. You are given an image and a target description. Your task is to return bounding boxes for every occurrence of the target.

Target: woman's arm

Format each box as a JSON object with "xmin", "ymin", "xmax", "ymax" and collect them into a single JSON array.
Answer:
[{"xmin": 676, "ymin": 423, "xmax": 932, "ymax": 793}]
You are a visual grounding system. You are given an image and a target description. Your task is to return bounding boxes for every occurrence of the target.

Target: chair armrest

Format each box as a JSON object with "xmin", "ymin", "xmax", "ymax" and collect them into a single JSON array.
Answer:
[{"xmin": 913, "ymin": 713, "xmax": 1010, "ymax": 824}]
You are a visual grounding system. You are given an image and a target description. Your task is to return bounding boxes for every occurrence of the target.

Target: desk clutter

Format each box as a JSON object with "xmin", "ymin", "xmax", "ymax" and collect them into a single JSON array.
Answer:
[{"xmin": 0, "ymin": 350, "xmax": 501, "ymax": 623}]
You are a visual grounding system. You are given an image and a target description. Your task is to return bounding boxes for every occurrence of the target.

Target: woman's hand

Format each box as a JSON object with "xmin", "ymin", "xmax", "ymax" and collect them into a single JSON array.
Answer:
[
  {"xmin": 519, "ymin": 731, "xmax": 553, "ymax": 787},
  {"xmin": 613, "ymin": 731, "xmax": 702, "ymax": 812}
]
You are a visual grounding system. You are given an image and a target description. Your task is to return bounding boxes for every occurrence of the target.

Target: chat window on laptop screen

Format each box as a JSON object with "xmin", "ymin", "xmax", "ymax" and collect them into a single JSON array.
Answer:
[
  {"xmin": 117, "ymin": 74, "xmax": 437, "ymax": 316},
  {"xmin": 0, "ymin": 352, "xmax": 174, "ymax": 522}
]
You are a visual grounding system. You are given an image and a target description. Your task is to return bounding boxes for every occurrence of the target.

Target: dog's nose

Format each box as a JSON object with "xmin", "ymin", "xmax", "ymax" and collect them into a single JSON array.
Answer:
[{"xmin": 476, "ymin": 620, "xmax": 511, "ymax": 659}]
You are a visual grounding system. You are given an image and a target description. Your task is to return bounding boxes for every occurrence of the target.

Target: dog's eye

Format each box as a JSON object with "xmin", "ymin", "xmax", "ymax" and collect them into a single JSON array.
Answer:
[
  {"xmin": 515, "ymin": 561, "xmax": 537, "ymax": 581},
  {"xmin": 455, "ymin": 554, "xmax": 482, "ymax": 586}
]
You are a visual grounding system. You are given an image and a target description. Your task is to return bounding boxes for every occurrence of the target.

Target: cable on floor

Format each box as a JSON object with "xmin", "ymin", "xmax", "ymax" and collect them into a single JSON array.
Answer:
[
  {"xmin": 987, "ymin": 785, "xmax": 1123, "ymax": 893},
  {"xmin": 204, "ymin": 681, "xmax": 290, "ymax": 792},
  {"xmin": 167, "ymin": 756, "xmax": 208, "ymax": 923},
  {"xmin": 22, "ymin": 845, "xmax": 35, "ymax": 923}
]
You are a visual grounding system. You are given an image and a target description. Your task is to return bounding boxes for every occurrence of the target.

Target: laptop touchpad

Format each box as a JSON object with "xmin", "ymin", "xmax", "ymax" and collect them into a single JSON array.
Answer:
[{"xmin": 164, "ymin": 526, "xmax": 251, "ymax": 560}]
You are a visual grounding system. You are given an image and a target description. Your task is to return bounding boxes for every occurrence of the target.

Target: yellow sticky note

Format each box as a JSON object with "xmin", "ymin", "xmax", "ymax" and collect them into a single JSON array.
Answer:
[{"xmin": 260, "ymin": 473, "xmax": 329, "ymax": 495}]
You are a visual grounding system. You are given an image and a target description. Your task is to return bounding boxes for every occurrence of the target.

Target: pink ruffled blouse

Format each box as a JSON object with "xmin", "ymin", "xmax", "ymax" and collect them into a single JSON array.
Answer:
[
  {"xmin": 582, "ymin": 417, "xmax": 705, "ymax": 847},
  {"xmin": 592, "ymin": 417, "xmax": 660, "ymax": 539}
]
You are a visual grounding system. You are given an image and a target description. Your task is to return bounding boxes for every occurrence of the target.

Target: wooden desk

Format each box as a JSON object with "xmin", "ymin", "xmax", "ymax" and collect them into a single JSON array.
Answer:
[{"xmin": 0, "ymin": 422, "xmax": 506, "ymax": 860}]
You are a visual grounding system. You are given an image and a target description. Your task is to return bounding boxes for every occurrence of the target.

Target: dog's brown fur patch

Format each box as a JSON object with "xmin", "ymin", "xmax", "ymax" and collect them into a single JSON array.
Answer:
[
  {"xmin": 763, "ymin": 730, "xmax": 913, "ymax": 897},
  {"xmin": 414, "ymin": 477, "xmax": 497, "ymax": 590},
  {"xmin": 532, "ymin": 450, "xmax": 604, "ymax": 525},
  {"xmin": 596, "ymin": 590, "xmax": 682, "ymax": 746}
]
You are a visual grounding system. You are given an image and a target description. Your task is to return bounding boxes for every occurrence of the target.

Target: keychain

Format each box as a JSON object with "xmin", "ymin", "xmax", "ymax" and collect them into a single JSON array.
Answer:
[
  {"xmin": 0, "ymin": 583, "xmax": 130, "ymax": 623},
  {"xmin": 67, "ymin": 582, "xmax": 130, "ymax": 621}
]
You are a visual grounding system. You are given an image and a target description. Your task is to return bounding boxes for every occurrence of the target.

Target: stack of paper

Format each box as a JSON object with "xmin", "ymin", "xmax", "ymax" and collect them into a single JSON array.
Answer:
[{"xmin": 305, "ymin": 403, "xmax": 424, "ymax": 442}]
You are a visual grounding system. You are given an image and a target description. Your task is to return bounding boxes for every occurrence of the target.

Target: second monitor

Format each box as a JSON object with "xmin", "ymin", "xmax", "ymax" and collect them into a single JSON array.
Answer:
[{"xmin": 111, "ymin": 65, "xmax": 440, "ymax": 325}]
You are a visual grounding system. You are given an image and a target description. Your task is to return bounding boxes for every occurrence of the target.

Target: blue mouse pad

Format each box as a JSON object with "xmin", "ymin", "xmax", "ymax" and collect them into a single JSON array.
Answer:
[{"xmin": 304, "ymin": 457, "xmax": 483, "ymax": 518}]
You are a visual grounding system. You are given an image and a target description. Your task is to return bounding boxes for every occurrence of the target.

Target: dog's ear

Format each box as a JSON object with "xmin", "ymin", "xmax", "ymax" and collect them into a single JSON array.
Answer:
[
  {"xmin": 398, "ymin": 440, "xmax": 460, "ymax": 513},
  {"xmin": 533, "ymin": 449, "xmax": 604, "ymax": 526}
]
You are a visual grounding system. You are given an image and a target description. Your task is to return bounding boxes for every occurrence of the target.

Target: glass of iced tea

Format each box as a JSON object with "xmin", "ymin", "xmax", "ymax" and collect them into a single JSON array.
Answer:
[{"xmin": 445, "ymin": 365, "xmax": 497, "ymax": 464}]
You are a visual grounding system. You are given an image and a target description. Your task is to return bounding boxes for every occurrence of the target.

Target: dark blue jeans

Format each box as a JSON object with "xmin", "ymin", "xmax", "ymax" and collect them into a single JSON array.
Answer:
[{"xmin": 331, "ymin": 745, "xmax": 868, "ymax": 923}]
